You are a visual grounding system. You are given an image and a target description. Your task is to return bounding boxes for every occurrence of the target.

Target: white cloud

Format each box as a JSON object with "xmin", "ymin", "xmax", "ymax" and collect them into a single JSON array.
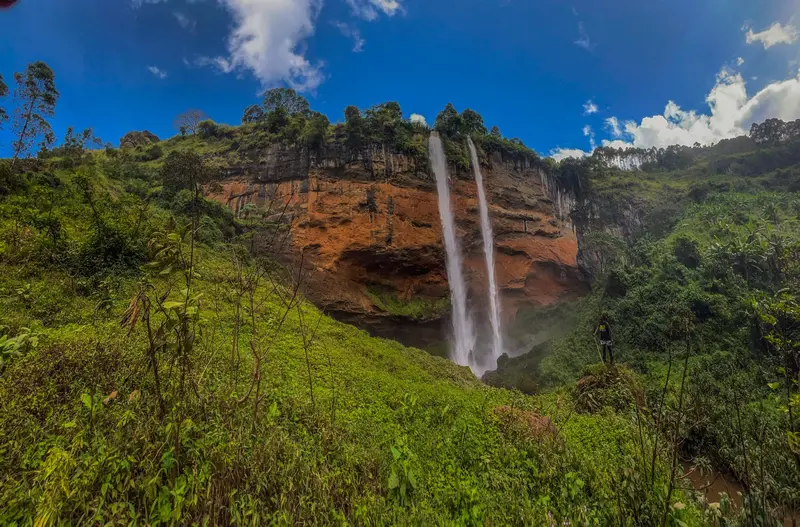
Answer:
[
  {"xmin": 346, "ymin": 0, "xmax": 402, "ymax": 21},
  {"xmin": 583, "ymin": 124, "xmax": 596, "ymax": 149},
  {"xmin": 174, "ymin": 11, "xmax": 196, "ymax": 30},
  {"xmin": 333, "ymin": 21, "xmax": 365, "ymax": 52},
  {"xmin": 147, "ymin": 65, "xmax": 168, "ymax": 79},
  {"xmin": 194, "ymin": 56, "xmax": 235, "ymax": 73},
  {"xmin": 745, "ymin": 22, "xmax": 798, "ymax": 49},
  {"xmin": 583, "ymin": 99, "xmax": 598, "ymax": 115},
  {"xmin": 139, "ymin": 0, "xmax": 402, "ymax": 90},
  {"xmin": 549, "ymin": 148, "xmax": 588, "ymax": 162},
  {"xmin": 736, "ymin": 57, "xmax": 745, "ymax": 66},
  {"xmin": 602, "ymin": 67, "xmax": 800, "ymax": 150},
  {"xmin": 409, "ymin": 113, "xmax": 427, "ymax": 126},
  {"xmin": 605, "ymin": 116, "xmax": 622, "ymax": 137},
  {"xmin": 574, "ymin": 22, "xmax": 593, "ymax": 51},
  {"xmin": 205, "ymin": 0, "xmax": 324, "ymax": 91}
]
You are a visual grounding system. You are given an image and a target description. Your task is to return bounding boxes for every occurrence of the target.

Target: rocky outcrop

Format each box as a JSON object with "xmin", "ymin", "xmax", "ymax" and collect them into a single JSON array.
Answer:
[
  {"xmin": 120, "ymin": 130, "xmax": 160, "ymax": 149},
  {"xmin": 205, "ymin": 145, "xmax": 587, "ymax": 347},
  {"xmin": 543, "ymin": 172, "xmax": 648, "ymax": 280}
]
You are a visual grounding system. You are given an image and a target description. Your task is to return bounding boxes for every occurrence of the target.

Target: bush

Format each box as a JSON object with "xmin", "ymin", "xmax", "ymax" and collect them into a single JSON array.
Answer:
[
  {"xmin": 142, "ymin": 144, "xmax": 163, "ymax": 161},
  {"xmin": 78, "ymin": 226, "xmax": 145, "ymax": 276},
  {"xmin": 196, "ymin": 120, "xmax": 233, "ymax": 140},
  {"xmin": 574, "ymin": 364, "xmax": 643, "ymax": 414},
  {"xmin": 674, "ymin": 236, "xmax": 701, "ymax": 269}
]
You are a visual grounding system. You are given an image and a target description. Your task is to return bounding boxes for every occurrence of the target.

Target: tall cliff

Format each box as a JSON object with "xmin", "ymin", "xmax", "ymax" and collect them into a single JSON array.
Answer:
[{"xmin": 205, "ymin": 144, "xmax": 587, "ymax": 348}]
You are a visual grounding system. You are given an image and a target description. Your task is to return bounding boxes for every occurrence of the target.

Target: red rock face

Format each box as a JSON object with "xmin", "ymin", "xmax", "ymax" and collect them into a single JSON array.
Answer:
[{"xmin": 205, "ymin": 157, "xmax": 586, "ymax": 334}]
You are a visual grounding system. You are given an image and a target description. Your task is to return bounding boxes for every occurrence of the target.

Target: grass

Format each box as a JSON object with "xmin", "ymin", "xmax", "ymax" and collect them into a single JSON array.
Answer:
[{"xmin": 0, "ymin": 243, "xmax": 699, "ymax": 524}]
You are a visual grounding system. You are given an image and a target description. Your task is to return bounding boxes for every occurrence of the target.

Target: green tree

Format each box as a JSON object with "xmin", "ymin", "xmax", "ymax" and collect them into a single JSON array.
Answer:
[
  {"xmin": 461, "ymin": 108, "xmax": 487, "ymax": 135},
  {"xmin": 0, "ymin": 73, "xmax": 8, "ymax": 130},
  {"xmin": 433, "ymin": 103, "xmax": 461, "ymax": 138},
  {"xmin": 242, "ymin": 104, "xmax": 265, "ymax": 124},
  {"xmin": 344, "ymin": 105, "xmax": 365, "ymax": 157},
  {"xmin": 365, "ymin": 102, "xmax": 404, "ymax": 149},
  {"xmin": 161, "ymin": 150, "xmax": 212, "ymax": 196},
  {"xmin": 262, "ymin": 88, "xmax": 310, "ymax": 117},
  {"xmin": 11, "ymin": 62, "xmax": 59, "ymax": 167},
  {"xmin": 490, "ymin": 125, "xmax": 501, "ymax": 138},
  {"xmin": 302, "ymin": 112, "xmax": 330, "ymax": 158},
  {"xmin": 266, "ymin": 106, "xmax": 290, "ymax": 134},
  {"xmin": 750, "ymin": 118, "xmax": 787, "ymax": 145}
]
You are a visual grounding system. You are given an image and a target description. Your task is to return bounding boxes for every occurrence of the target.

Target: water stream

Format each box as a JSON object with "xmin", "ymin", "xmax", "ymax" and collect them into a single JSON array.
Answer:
[
  {"xmin": 468, "ymin": 137, "xmax": 503, "ymax": 369},
  {"xmin": 429, "ymin": 133, "xmax": 476, "ymax": 369}
]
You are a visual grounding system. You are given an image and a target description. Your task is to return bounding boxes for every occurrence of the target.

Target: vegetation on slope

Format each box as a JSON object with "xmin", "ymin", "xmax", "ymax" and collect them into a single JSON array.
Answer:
[{"xmin": 491, "ymin": 133, "xmax": 800, "ymax": 523}]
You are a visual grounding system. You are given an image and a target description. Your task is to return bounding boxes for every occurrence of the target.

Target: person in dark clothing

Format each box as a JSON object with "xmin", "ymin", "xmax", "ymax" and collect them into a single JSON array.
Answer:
[{"xmin": 594, "ymin": 317, "xmax": 614, "ymax": 365}]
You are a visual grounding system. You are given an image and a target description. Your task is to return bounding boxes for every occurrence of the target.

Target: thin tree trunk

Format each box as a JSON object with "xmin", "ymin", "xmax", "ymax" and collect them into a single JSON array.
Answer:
[
  {"xmin": 660, "ymin": 335, "xmax": 691, "ymax": 527},
  {"xmin": 652, "ymin": 348, "xmax": 674, "ymax": 485},
  {"xmin": 11, "ymin": 97, "xmax": 36, "ymax": 168}
]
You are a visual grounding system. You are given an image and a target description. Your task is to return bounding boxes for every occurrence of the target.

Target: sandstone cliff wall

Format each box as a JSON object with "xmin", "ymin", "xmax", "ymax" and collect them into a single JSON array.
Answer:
[{"xmin": 205, "ymin": 144, "xmax": 587, "ymax": 347}]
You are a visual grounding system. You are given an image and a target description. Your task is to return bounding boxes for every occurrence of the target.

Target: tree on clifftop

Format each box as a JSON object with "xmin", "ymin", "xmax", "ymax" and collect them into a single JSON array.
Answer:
[
  {"xmin": 302, "ymin": 112, "xmax": 331, "ymax": 158},
  {"xmin": 490, "ymin": 126, "xmax": 502, "ymax": 138},
  {"xmin": 433, "ymin": 103, "xmax": 462, "ymax": 138},
  {"xmin": 173, "ymin": 109, "xmax": 208, "ymax": 135},
  {"xmin": 11, "ymin": 61, "xmax": 59, "ymax": 167},
  {"xmin": 242, "ymin": 104, "xmax": 265, "ymax": 124},
  {"xmin": 461, "ymin": 108, "xmax": 487, "ymax": 136},
  {"xmin": 344, "ymin": 106, "xmax": 365, "ymax": 155},
  {"xmin": 262, "ymin": 88, "xmax": 310, "ymax": 117}
]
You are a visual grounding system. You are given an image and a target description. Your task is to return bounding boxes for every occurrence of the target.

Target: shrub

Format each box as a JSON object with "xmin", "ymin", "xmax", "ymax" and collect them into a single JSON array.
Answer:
[{"xmin": 78, "ymin": 226, "xmax": 145, "ymax": 276}]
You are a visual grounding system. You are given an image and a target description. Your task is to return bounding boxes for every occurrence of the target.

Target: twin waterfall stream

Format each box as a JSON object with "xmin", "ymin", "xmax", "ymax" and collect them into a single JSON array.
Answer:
[{"xmin": 429, "ymin": 133, "xmax": 503, "ymax": 375}]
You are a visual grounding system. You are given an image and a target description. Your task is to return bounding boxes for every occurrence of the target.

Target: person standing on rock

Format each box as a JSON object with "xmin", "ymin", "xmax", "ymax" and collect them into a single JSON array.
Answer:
[{"xmin": 595, "ymin": 316, "xmax": 614, "ymax": 365}]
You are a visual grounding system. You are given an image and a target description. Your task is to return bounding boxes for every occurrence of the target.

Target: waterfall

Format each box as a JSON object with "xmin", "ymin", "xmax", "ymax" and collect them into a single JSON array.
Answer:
[
  {"xmin": 429, "ymin": 133, "xmax": 476, "ymax": 369},
  {"xmin": 468, "ymin": 138, "xmax": 503, "ymax": 368}
]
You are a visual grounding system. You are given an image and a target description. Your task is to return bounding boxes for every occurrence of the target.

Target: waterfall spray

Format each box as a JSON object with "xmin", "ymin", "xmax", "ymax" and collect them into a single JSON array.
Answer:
[
  {"xmin": 429, "ymin": 133, "xmax": 476, "ymax": 368},
  {"xmin": 468, "ymin": 138, "xmax": 503, "ymax": 369}
]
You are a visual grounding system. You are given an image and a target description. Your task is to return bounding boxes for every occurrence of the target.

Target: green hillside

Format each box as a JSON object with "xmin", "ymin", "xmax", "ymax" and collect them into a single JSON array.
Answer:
[{"xmin": 491, "ymin": 129, "xmax": 800, "ymax": 524}]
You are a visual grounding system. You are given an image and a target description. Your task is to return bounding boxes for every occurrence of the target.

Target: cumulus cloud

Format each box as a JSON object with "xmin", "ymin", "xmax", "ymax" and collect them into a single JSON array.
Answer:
[
  {"xmin": 583, "ymin": 99, "xmax": 598, "ymax": 115},
  {"xmin": 745, "ymin": 22, "xmax": 798, "ymax": 49},
  {"xmin": 549, "ymin": 148, "xmax": 588, "ymax": 162},
  {"xmin": 207, "ymin": 0, "xmax": 324, "ymax": 91},
  {"xmin": 737, "ymin": 57, "xmax": 745, "ymax": 66},
  {"xmin": 139, "ymin": 0, "xmax": 402, "ymax": 90},
  {"xmin": 147, "ymin": 65, "xmax": 168, "ymax": 79},
  {"xmin": 333, "ymin": 21, "xmax": 365, "ymax": 52},
  {"xmin": 602, "ymin": 68, "xmax": 800, "ymax": 150},
  {"xmin": 345, "ymin": 0, "xmax": 402, "ymax": 21},
  {"xmin": 173, "ymin": 11, "xmax": 196, "ymax": 30},
  {"xmin": 409, "ymin": 113, "xmax": 427, "ymax": 126}
]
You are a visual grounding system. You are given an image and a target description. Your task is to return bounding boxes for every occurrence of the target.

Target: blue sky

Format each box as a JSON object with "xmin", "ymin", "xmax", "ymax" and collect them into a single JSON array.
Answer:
[{"xmin": 0, "ymin": 0, "xmax": 799, "ymax": 158}]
